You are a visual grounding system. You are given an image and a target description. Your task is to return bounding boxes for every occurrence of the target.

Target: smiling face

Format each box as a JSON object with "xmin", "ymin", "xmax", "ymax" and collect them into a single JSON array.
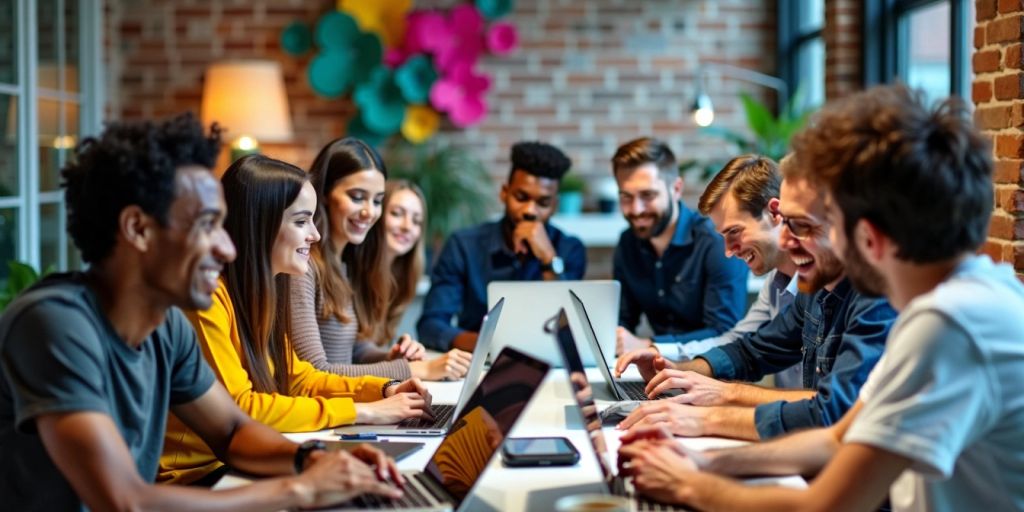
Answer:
[
  {"xmin": 271, "ymin": 181, "xmax": 321, "ymax": 276},
  {"xmin": 778, "ymin": 177, "xmax": 844, "ymax": 293},
  {"xmin": 144, "ymin": 166, "xmax": 237, "ymax": 310},
  {"xmin": 615, "ymin": 163, "xmax": 681, "ymax": 239},
  {"xmin": 709, "ymin": 192, "xmax": 784, "ymax": 276},
  {"xmin": 327, "ymin": 169, "xmax": 386, "ymax": 248},
  {"xmin": 384, "ymin": 188, "xmax": 425, "ymax": 258}
]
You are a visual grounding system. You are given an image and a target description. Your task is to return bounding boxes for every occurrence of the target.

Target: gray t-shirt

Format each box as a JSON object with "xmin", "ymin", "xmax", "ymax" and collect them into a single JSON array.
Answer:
[
  {"xmin": 845, "ymin": 256, "xmax": 1024, "ymax": 512},
  {"xmin": 0, "ymin": 273, "xmax": 215, "ymax": 511}
]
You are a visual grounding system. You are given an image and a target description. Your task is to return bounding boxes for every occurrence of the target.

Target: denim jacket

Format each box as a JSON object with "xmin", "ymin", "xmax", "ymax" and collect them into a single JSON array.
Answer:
[{"xmin": 700, "ymin": 278, "xmax": 895, "ymax": 438}]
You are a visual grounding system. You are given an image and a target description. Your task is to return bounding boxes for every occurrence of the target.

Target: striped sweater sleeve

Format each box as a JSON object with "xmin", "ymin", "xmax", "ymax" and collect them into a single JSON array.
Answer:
[{"xmin": 288, "ymin": 268, "xmax": 412, "ymax": 380}]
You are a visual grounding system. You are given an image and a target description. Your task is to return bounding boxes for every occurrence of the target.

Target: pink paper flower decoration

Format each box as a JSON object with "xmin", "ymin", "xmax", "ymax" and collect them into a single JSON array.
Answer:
[
  {"xmin": 429, "ymin": 64, "xmax": 491, "ymax": 128},
  {"xmin": 486, "ymin": 21, "xmax": 518, "ymax": 55}
]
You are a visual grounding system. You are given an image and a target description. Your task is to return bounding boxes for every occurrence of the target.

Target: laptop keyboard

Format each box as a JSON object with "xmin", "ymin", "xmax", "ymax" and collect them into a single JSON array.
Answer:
[
  {"xmin": 618, "ymin": 381, "xmax": 672, "ymax": 401},
  {"xmin": 346, "ymin": 473, "xmax": 441, "ymax": 509},
  {"xmin": 397, "ymin": 403, "xmax": 455, "ymax": 429},
  {"xmin": 612, "ymin": 475, "xmax": 690, "ymax": 511}
]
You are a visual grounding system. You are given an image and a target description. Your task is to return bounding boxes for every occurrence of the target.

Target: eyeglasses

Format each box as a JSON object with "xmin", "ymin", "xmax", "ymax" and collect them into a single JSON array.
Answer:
[{"xmin": 781, "ymin": 215, "xmax": 819, "ymax": 241}]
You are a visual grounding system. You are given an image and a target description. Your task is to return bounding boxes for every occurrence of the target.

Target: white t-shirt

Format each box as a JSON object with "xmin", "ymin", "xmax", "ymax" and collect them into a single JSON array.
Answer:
[{"xmin": 846, "ymin": 255, "xmax": 1024, "ymax": 512}]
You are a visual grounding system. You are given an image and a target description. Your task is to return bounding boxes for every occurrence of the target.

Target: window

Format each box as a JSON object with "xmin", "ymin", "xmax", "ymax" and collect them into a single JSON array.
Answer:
[
  {"xmin": 864, "ymin": 0, "xmax": 973, "ymax": 103},
  {"xmin": 779, "ymin": 0, "xmax": 825, "ymax": 109},
  {"xmin": 0, "ymin": 0, "xmax": 102, "ymax": 277}
]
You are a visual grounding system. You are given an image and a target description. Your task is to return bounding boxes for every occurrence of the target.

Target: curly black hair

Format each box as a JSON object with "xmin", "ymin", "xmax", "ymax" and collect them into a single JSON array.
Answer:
[
  {"xmin": 509, "ymin": 141, "xmax": 571, "ymax": 181},
  {"xmin": 61, "ymin": 112, "xmax": 222, "ymax": 264}
]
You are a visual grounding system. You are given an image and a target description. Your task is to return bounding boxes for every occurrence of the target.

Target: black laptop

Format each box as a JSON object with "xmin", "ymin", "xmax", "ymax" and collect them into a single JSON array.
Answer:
[{"xmin": 322, "ymin": 346, "xmax": 550, "ymax": 511}]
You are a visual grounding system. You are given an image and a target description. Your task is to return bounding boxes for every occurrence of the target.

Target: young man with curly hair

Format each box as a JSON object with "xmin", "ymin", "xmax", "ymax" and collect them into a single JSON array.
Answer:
[
  {"xmin": 418, "ymin": 141, "xmax": 587, "ymax": 351},
  {"xmin": 0, "ymin": 114, "xmax": 405, "ymax": 511}
]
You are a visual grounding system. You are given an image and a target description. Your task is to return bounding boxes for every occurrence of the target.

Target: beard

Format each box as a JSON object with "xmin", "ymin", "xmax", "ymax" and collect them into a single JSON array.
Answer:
[
  {"xmin": 843, "ymin": 242, "xmax": 887, "ymax": 298},
  {"xmin": 629, "ymin": 200, "xmax": 675, "ymax": 239},
  {"xmin": 797, "ymin": 248, "xmax": 845, "ymax": 294}
]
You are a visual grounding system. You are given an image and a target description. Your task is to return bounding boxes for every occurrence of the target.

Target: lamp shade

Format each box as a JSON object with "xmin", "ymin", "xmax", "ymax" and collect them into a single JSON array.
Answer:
[{"xmin": 201, "ymin": 60, "xmax": 293, "ymax": 143}]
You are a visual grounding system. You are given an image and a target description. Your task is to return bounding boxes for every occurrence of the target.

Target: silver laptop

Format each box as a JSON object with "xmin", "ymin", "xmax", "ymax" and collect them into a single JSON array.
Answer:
[
  {"xmin": 334, "ymin": 298, "xmax": 503, "ymax": 437},
  {"xmin": 323, "ymin": 347, "xmax": 550, "ymax": 512},
  {"xmin": 568, "ymin": 290, "xmax": 676, "ymax": 403},
  {"xmin": 550, "ymin": 309, "xmax": 687, "ymax": 512},
  {"xmin": 486, "ymin": 280, "xmax": 618, "ymax": 367}
]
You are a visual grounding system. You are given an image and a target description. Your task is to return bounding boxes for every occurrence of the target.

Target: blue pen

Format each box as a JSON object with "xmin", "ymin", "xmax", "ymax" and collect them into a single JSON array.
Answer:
[{"xmin": 340, "ymin": 433, "xmax": 378, "ymax": 441}]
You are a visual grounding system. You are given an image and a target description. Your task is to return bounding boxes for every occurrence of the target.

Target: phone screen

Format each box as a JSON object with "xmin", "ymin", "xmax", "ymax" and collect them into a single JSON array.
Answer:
[{"xmin": 505, "ymin": 437, "xmax": 574, "ymax": 456}]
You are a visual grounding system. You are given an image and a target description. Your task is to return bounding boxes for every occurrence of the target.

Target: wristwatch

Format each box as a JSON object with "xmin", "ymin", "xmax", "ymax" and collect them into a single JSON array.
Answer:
[
  {"xmin": 541, "ymin": 255, "xmax": 564, "ymax": 276},
  {"xmin": 381, "ymin": 379, "xmax": 403, "ymax": 398},
  {"xmin": 293, "ymin": 439, "xmax": 327, "ymax": 474}
]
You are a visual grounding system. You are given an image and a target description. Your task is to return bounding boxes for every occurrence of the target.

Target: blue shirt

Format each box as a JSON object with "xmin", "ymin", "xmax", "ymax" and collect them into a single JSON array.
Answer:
[
  {"xmin": 700, "ymin": 278, "xmax": 895, "ymax": 439},
  {"xmin": 417, "ymin": 219, "xmax": 587, "ymax": 350},
  {"xmin": 613, "ymin": 203, "xmax": 749, "ymax": 344}
]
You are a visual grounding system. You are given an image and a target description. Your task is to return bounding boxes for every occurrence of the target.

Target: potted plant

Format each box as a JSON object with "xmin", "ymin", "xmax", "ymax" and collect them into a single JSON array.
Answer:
[
  {"xmin": 557, "ymin": 174, "xmax": 585, "ymax": 216},
  {"xmin": 0, "ymin": 261, "xmax": 51, "ymax": 311}
]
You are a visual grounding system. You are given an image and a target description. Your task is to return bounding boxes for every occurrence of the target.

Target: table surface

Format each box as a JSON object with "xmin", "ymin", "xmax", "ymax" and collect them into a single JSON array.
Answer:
[{"xmin": 215, "ymin": 366, "xmax": 805, "ymax": 510}]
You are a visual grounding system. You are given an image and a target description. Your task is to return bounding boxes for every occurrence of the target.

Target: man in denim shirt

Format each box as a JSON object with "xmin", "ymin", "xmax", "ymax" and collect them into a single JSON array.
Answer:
[
  {"xmin": 612, "ymin": 137, "xmax": 749, "ymax": 355},
  {"xmin": 418, "ymin": 142, "xmax": 586, "ymax": 351},
  {"xmin": 616, "ymin": 160, "xmax": 893, "ymax": 441}
]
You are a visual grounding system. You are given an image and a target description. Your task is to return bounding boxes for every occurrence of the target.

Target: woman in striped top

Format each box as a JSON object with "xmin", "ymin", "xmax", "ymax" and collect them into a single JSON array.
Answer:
[{"xmin": 290, "ymin": 138, "xmax": 469, "ymax": 381}]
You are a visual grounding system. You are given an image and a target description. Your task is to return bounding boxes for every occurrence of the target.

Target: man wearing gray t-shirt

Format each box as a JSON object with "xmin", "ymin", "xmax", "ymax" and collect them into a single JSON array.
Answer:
[
  {"xmin": 0, "ymin": 115, "xmax": 404, "ymax": 511},
  {"xmin": 617, "ymin": 84, "xmax": 1024, "ymax": 511}
]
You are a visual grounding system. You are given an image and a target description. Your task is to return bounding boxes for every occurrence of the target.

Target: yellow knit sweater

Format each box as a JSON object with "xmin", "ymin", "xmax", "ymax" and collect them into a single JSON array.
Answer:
[{"xmin": 158, "ymin": 280, "xmax": 389, "ymax": 484}]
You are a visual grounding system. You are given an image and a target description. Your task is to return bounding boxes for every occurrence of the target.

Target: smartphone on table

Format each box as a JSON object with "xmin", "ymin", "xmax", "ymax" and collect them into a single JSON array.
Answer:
[{"xmin": 501, "ymin": 436, "xmax": 580, "ymax": 467}]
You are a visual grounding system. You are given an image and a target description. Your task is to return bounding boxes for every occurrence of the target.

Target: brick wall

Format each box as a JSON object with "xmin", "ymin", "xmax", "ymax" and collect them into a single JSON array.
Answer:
[
  {"xmin": 105, "ymin": 0, "xmax": 777, "ymax": 191},
  {"xmin": 824, "ymin": 0, "xmax": 862, "ymax": 99},
  {"xmin": 974, "ymin": 0, "xmax": 1024, "ymax": 277}
]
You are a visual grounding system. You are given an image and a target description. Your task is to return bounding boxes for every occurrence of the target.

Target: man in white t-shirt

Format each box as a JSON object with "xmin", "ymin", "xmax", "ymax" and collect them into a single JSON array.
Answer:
[{"xmin": 617, "ymin": 84, "xmax": 1024, "ymax": 512}]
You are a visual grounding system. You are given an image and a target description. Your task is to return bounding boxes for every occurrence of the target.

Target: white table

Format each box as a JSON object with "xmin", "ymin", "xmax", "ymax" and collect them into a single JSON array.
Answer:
[{"xmin": 216, "ymin": 367, "xmax": 805, "ymax": 509}]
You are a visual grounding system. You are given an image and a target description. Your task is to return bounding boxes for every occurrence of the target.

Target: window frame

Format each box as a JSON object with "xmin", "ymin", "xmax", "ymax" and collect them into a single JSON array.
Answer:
[
  {"xmin": 863, "ymin": 0, "xmax": 971, "ymax": 100},
  {"xmin": 778, "ymin": 0, "xmax": 824, "ymax": 108},
  {"xmin": 5, "ymin": 0, "xmax": 102, "ymax": 273}
]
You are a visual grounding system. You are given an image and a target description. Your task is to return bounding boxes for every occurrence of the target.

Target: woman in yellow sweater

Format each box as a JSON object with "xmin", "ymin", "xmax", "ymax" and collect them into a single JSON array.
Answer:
[{"xmin": 160, "ymin": 155, "xmax": 432, "ymax": 485}]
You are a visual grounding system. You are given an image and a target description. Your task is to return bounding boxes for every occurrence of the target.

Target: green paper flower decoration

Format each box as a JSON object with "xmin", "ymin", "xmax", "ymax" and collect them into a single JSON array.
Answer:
[
  {"xmin": 395, "ymin": 55, "xmax": 438, "ymax": 104},
  {"xmin": 347, "ymin": 114, "xmax": 389, "ymax": 147},
  {"xmin": 475, "ymin": 0, "xmax": 514, "ymax": 20},
  {"xmin": 315, "ymin": 11, "xmax": 359, "ymax": 50},
  {"xmin": 281, "ymin": 22, "xmax": 312, "ymax": 55},
  {"xmin": 353, "ymin": 68, "xmax": 407, "ymax": 136},
  {"xmin": 307, "ymin": 12, "xmax": 384, "ymax": 98}
]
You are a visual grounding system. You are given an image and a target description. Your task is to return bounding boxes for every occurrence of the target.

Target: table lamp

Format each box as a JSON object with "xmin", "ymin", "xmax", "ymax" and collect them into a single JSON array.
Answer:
[{"xmin": 201, "ymin": 60, "xmax": 293, "ymax": 161}]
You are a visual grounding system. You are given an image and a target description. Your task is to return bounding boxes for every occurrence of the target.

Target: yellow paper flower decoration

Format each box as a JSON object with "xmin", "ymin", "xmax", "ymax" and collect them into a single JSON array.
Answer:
[
  {"xmin": 401, "ymin": 105, "xmax": 441, "ymax": 143},
  {"xmin": 338, "ymin": 0, "xmax": 411, "ymax": 48}
]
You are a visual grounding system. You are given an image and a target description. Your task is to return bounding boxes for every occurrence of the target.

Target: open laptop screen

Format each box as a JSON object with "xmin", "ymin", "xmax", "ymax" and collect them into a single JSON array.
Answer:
[
  {"xmin": 552, "ymin": 309, "xmax": 617, "ymax": 490},
  {"xmin": 423, "ymin": 347, "xmax": 550, "ymax": 506}
]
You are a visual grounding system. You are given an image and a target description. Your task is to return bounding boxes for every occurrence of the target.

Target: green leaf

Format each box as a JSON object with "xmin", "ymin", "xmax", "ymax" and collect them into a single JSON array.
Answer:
[{"xmin": 739, "ymin": 92, "xmax": 776, "ymax": 141}]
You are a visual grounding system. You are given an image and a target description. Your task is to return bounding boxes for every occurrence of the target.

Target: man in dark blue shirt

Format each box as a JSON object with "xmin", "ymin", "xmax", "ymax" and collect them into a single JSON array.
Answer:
[
  {"xmin": 417, "ymin": 142, "xmax": 586, "ymax": 351},
  {"xmin": 611, "ymin": 137, "xmax": 749, "ymax": 355}
]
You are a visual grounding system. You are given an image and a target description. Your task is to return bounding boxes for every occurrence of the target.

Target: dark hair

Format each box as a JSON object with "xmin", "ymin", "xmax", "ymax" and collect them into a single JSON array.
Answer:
[
  {"xmin": 509, "ymin": 141, "xmax": 571, "ymax": 181},
  {"xmin": 379, "ymin": 180, "xmax": 427, "ymax": 342},
  {"xmin": 697, "ymin": 155, "xmax": 780, "ymax": 218},
  {"xmin": 611, "ymin": 137, "xmax": 678, "ymax": 181},
  {"xmin": 62, "ymin": 113, "xmax": 221, "ymax": 263},
  {"xmin": 307, "ymin": 137, "xmax": 390, "ymax": 339},
  {"xmin": 791, "ymin": 83, "xmax": 993, "ymax": 262},
  {"xmin": 221, "ymin": 154, "xmax": 308, "ymax": 393}
]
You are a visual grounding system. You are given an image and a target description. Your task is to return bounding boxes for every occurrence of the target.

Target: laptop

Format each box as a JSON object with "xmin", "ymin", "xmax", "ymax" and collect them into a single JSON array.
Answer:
[
  {"xmin": 550, "ymin": 308, "xmax": 688, "ymax": 512},
  {"xmin": 486, "ymin": 280, "xmax": 619, "ymax": 367},
  {"xmin": 325, "ymin": 441, "xmax": 424, "ymax": 462},
  {"xmin": 334, "ymin": 299, "xmax": 504, "ymax": 437},
  {"xmin": 568, "ymin": 290, "xmax": 676, "ymax": 403},
  {"xmin": 323, "ymin": 347, "xmax": 551, "ymax": 511}
]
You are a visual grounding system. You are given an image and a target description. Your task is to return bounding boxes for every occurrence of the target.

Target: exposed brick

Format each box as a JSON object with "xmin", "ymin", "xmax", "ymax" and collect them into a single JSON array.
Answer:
[
  {"xmin": 975, "ymin": 26, "xmax": 986, "ymax": 49},
  {"xmin": 994, "ymin": 159, "xmax": 1024, "ymax": 184},
  {"xmin": 973, "ymin": 80, "xmax": 993, "ymax": 103},
  {"xmin": 998, "ymin": 0, "xmax": 1024, "ymax": 15},
  {"xmin": 978, "ymin": 0, "xmax": 998, "ymax": 20},
  {"xmin": 973, "ymin": 49, "xmax": 1002, "ymax": 73},
  {"xmin": 987, "ymin": 15, "xmax": 1024, "ymax": 44},
  {"xmin": 990, "ymin": 213, "xmax": 1016, "ymax": 239},
  {"xmin": 1006, "ymin": 44, "xmax": 1024, "ymax": 69},
  {"xmin": 996, "ymin": 133, "xmax": 1024, "ymax": 158},
  {"xmin": 976, "ymin": 105, "xmax": 1012, "ymax": 129},
  {"xmin": 1016, "ymin": 242, "xmax": 1024, "ymax": 267},
  {"xmin": 982, "ymin": 239, "xmax": 1006, "ymax": 262},
  {"xmin": 998, "ymin": 186, "xmax": 1024, "ymax": 213},
  {"xmin": 995, "ymin": 72, "xmax": 1024, "ymax": 100}
]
